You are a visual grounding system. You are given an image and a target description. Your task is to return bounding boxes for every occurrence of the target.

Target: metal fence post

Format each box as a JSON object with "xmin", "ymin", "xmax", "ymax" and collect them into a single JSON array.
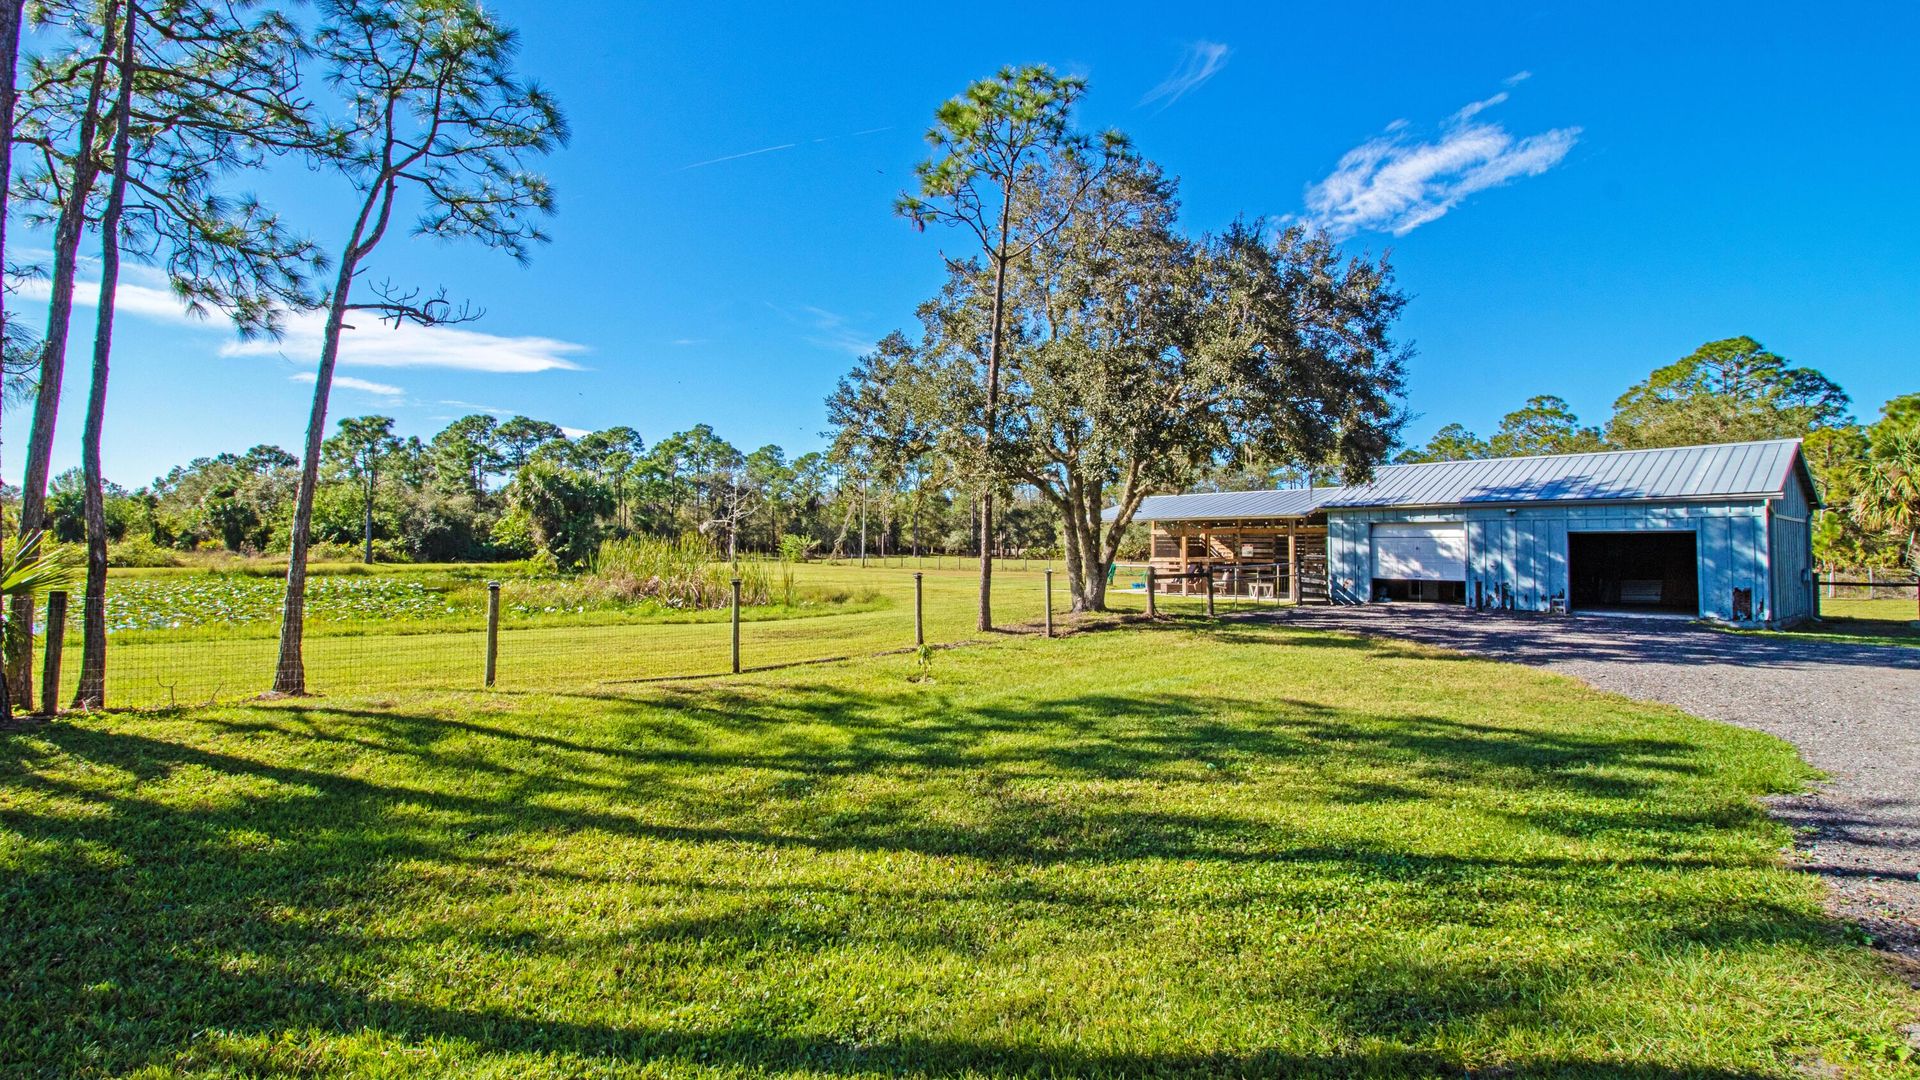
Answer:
[
  {"xmin": 1044, "ymin": 568, "xmax": 1054, "ymax": 638},
  {"xmin": 1205, "ymin": 570, "xmax": 1216, "ymax": 617},
  {"xmin": 913, "ymin": 572, "xmax": 924, "ymax": 646},
  {"xmin": 484, "ymin": 581, "xmax": 500, "ymax": 687},
  {"xmin": 1145, "ymin": 566, "xmax": 1157, "ymax": 618},
  {"xmin": 39, "ymin": 591, "xmax": 67, "ymax": 715},
  {"xmin": 731, "ymin": 577, "xmax": 742, "ymax": 674}
]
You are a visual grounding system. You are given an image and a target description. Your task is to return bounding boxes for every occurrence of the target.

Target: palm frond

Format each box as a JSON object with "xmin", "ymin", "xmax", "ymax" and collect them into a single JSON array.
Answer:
[{"xmin": 1, "ymin": 531, "xmax": 86, "ymax": 598}]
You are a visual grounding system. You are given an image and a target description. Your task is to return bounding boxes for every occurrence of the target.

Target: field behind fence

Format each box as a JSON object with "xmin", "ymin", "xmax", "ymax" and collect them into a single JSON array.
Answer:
[
  {"xmin": 31, "ymin": 561, "xmax": 1174, "ymax": 710},
  {"xmin": 1818, "ymin": 567, "xmax": 1920, "ymax": 601}
]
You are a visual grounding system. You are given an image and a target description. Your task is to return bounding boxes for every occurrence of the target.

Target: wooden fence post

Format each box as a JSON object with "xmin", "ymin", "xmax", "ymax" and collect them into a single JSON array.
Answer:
[
  {"xmin": 731, "ymin": 577, "xmax": 742, "ymax": 674},
  {"xmin": 484, "ymin": 581, "xmax": 500, "ymax": 687},
  {"xmin": 1205, "ymin": 570, "xmax": 1216, "ymax": 618},
  {"xmin": 914, "ymin": 572, "xmax": 924, "ymax": 646},
  {"xmin": 1044, "ymin": 568, "xmax": 1053, "ymax": 638},
  {"xmin": 39, "ymin": 591, "xmax": 67, "ymax": 715},
  {"xmin": 1145, "ymin": 566, "xmax": 1157, "ymax": 619}
]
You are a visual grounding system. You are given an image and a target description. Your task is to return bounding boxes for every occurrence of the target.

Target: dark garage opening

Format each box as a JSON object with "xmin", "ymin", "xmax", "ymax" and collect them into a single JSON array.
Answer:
[{"xmin": 1569, "ymin": 531, "xmax": 1699, "ymax": 615}]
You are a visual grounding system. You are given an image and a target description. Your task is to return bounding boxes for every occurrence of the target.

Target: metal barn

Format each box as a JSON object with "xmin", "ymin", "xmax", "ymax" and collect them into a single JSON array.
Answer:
[{"xmin": 1120, "ymin": 438, "xmax": 1819, "ymax": 628}]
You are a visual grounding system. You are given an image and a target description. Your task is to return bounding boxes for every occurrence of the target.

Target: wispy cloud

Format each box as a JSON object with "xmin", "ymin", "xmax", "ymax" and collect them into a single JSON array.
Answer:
[
  {"xmin": 438, "ymin": 399, "xmax": 514, "ymax": 416},
  {"xmin": 1504, "ymin": 70, "xmax": 1533, "ymax": 86},
  {"xmin": 15, "ymin": 277, "xmax": 209, "ymax": 325},
  {"xmin": 290, "ymin": 371, "xmax": 405, "ymax": 397},
  {"xmin": 222, "ymin": 312, "xmax": 587, "ymax": 374},
  {"xmin": 787, "ymin": 304, "xmax": 875, "ymax": 356},
  {"xmin": 1141, "ymin": 41, "xmax": 1230, "ymax": 110},
  {"xmin": 19, "ymin": 274, "xmax": 588, "ymax": 375},
  {"xmin": 1301, "ymin": 85, "xmax": 1579, "ymax": 238}
]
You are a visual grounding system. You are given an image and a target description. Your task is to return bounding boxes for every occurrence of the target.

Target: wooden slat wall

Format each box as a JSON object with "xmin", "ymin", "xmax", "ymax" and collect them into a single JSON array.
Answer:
[{"xmin": 1146, "ymin": 522, "xmax": 1329, "ymax": 601}]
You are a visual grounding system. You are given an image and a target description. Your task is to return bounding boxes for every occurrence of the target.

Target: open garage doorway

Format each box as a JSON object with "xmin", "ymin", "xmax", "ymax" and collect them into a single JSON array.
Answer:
[{"xmin": 1569, "ymin": 531, "xmax": 1699, "ymax": 615}]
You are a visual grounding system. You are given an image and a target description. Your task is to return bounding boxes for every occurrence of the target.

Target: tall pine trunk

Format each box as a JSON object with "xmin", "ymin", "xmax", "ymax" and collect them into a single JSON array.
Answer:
[
  {"xmin": 8, "ymin": 20, "xmax": 112, "ymax": 710},
  {"xmin": 0, "ymin": 0, "xmax": 25, "ymax": 720},
  {"xmin": 75, "ymin": 0, "xmax": 137, "ymax": 709},
  {"xmin": 974, "ymin": 184, "xmax": 1017, "ymax": 631},
  {"xmin": 274, "ymin": 280, "xmax": 355, "ymax": 693}
]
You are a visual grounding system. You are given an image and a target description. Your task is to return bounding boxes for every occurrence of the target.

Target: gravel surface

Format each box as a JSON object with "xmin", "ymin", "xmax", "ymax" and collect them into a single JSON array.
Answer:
[{"xmin": 1256, "ymin": 604, "xmax": 1920, "ymax": 961}]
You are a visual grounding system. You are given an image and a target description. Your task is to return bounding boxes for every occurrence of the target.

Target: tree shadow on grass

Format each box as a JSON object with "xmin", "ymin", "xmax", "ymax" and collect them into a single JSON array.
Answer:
[{"xmin": 0, "ymin": 637, "xmax": 1886, "ymax": 1078}]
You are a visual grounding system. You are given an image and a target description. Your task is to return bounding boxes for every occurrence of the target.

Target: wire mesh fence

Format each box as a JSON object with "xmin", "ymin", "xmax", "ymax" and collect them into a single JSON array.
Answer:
[
  {"xmin": 20, "ymin": 563, "xmax": 1099, "ymax": 711},
  {"xmin": 1816, "ymin": 568, "xmax": 1919, "ymax": 601}
]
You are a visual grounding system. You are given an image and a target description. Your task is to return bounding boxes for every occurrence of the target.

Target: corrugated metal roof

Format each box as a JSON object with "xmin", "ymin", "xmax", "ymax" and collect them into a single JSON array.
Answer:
[
  {"xmin": 1326, "ymin": 438, "xmax": 1805, "ymax": 508},
  {"xmin": 1113, "ymin": 439, "xmax": 1808, "ymax": 521},
  {"xmin": 1120, "ymin": 486, "xmax": 1338, "ymax": 522}
]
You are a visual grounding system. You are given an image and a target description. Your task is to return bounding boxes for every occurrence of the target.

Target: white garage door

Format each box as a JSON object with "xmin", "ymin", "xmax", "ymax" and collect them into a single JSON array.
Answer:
[{"xmin": 1372, "ymin": 523, "xmax": 1467, "ymax": 581}]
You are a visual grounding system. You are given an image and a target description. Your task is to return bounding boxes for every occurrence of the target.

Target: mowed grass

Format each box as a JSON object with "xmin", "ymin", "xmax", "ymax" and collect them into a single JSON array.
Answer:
[
  {"xmin": 4, "ymin": 619, "xmax": 1917, "ymax": 1077},
  {"xmin": 1805, "ymin": 597, "xmax": 1920, "ymax": 647},
  {"xmin": 49, "ymin": 563, "xmax": 1064, "ymax": 708}
]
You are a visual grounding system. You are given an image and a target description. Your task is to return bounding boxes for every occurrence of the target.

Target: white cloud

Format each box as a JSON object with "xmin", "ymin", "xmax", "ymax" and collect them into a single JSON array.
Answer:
[
  {"xmin": 222, "ymin": 311, "xmax": 587, "ymax": 374},
  {"xmin": 1301, "ymin": 88, "xmax": 1579, "ymax": 238},
  {"xmin": 560, "ymin": 426, "xmax": 591, "ymax": 439},
  {"xmin": 1140, "ymin": 42, "xmax": 1231, "ymax": 110},
  {"xmin": 18, "ymin": 274, "xmax": 589, "ymax": 375},
  {"xmin": 438, "ymin": 399, "xmax": 514, "ymax": 416},
  {"xmin": 788, "ymin": 304, "xmax": 875, "ymax": 356},
  {"xmin": 289, "ymin": 371, "xmax": 405, "ymax": 397},
  {"xmin": 15, "ymin": 277, "xmax": 209, "ymax": 325},
  {"xmin": 1449, "ymin": 90, "xmax": 1508, "ymax": 124},
  {"xmin": 1504, "ymin": 70, "xmax": 1533, "ymax": 86}
]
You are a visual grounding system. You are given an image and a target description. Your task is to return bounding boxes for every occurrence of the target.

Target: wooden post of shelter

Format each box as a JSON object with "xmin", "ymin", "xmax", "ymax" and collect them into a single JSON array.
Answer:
[
  {"xmin": 1205, "ymin": 566, "xmax": 1216, "ymax": 617},
  {"xmin": 1178, "ymin": 525, "xmax": 1190, "ymax": 596},
  {"xmin": 1287, "ymin": 521, "xmax": 1301, "ymax": 604},
  {"xmin": 39, "ymin": 591, "xmax": 67, "ymax": 715}
]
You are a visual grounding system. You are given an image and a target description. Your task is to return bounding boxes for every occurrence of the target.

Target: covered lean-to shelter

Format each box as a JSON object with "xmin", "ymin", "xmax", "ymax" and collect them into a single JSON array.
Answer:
[{"xmin": 1116, "ymin": 438, "xmax": 1819, "ymax": 628}]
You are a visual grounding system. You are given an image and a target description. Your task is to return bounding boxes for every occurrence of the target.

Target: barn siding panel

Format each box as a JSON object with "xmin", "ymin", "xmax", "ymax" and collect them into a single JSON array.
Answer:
[{"xmin": 1327, "ymin": 495, "xmax": 1802, "ymax": 626}]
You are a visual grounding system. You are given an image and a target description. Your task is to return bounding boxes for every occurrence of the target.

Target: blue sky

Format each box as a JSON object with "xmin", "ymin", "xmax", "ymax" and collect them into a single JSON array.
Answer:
[{"xmin": 10, "ymin": 1, "xmax": 1918, "ymax": 486}]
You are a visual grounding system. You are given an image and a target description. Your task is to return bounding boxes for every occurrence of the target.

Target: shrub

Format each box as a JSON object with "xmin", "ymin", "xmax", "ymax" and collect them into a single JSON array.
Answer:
[
  {"xmin": 588, "ymin": 536, "xmax": 772, "ymax": 609},
  {"xmin": 108, "ymin": 537, "xmax": 184, "ymax": 568}
]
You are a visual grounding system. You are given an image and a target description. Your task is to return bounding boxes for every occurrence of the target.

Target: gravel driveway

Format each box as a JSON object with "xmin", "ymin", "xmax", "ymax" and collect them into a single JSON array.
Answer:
[{"xmin": 1259, "ymin": 605, "xmax": 1920, "ymax": 961}]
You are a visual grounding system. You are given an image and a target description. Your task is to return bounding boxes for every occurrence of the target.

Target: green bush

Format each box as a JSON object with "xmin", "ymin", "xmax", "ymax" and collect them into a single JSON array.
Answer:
[{"xmin": 108, "ymin": 537, "xmax": 184, "ymax": 568}]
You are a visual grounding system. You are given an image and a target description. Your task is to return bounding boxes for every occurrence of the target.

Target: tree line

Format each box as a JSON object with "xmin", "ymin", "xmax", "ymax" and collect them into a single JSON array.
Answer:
[
  {"xmin": 20, "ymin": 412, "xmax": 1067, "ymax": 570},
  {"xmin": 1392, "ymin": 335, "xmax": 1918, "ymax": 571}
]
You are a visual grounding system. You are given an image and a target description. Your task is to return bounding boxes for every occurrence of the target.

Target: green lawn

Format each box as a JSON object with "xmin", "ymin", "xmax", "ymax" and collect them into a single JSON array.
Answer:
[
  {"xmin": 1744, "ymin": 598, "xmax": 1920, "ymax": 649},
  {"xmin": 41, "ymin": 563, "xmax": 1066, "ymax": 708},
  {"xmin": 3, "ymin": 617, "xmax": 1916, "ymax": 1077}
]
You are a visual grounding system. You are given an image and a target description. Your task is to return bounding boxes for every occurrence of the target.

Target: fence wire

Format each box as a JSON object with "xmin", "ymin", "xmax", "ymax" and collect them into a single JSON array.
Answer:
[{"xmin": 23, "ymin": 563, "xmax": 1094, "ymax": 711}]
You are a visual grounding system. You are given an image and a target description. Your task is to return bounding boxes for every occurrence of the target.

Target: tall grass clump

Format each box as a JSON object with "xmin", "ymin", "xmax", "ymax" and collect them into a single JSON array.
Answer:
[{"xmin": 589, "ymin": 536, "xmax": 773, "ymax": 609}]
